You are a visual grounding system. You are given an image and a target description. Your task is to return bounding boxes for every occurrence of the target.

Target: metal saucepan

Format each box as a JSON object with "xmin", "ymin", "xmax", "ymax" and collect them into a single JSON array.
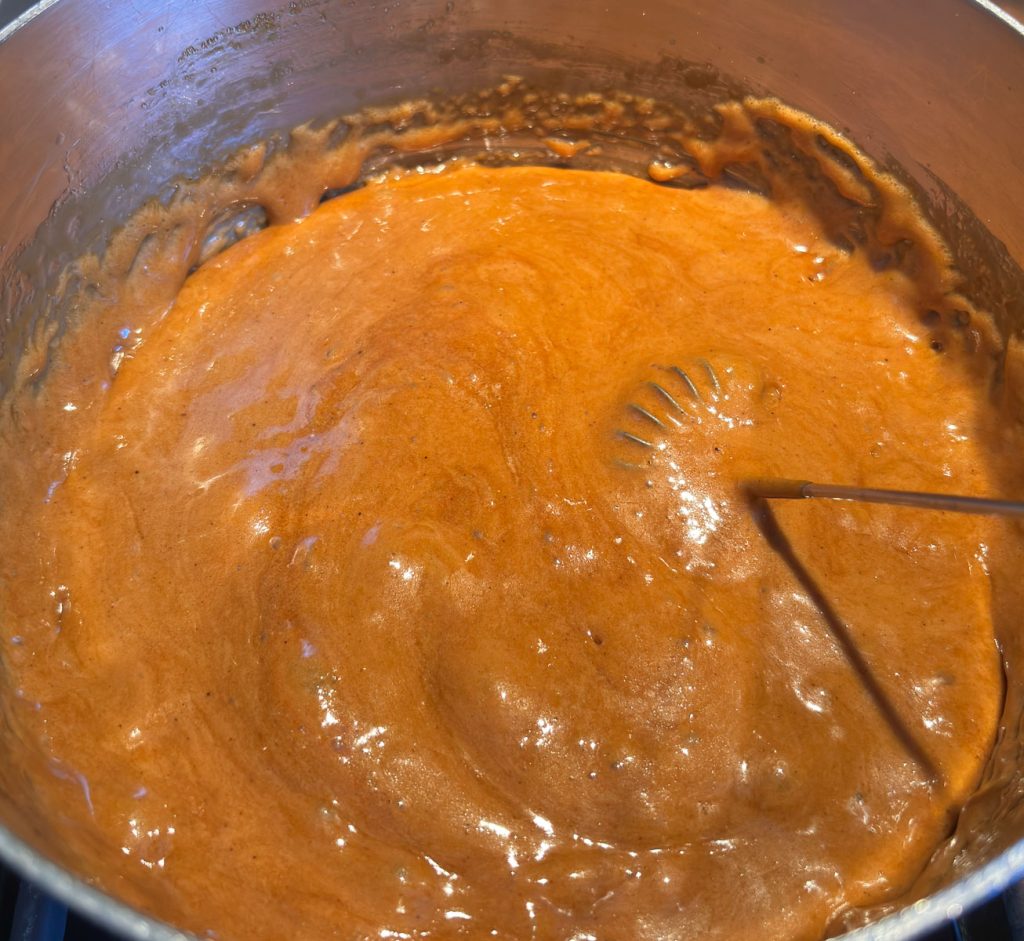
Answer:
[{"xmin": 1, "ymin": 1, "xmax": 1023, "ymax": 938}]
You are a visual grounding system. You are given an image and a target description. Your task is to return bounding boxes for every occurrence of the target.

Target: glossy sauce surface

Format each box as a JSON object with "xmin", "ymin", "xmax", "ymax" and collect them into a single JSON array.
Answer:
[{"xmin": 0, "ymin": 165, "xmax": 1007, "ymax": 940}]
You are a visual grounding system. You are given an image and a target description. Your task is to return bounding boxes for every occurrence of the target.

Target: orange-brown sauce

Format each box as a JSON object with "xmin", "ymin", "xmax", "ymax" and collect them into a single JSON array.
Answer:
[{"xmin": 0, "ymin": 164, "xmax": 1010, "ymax": 940}]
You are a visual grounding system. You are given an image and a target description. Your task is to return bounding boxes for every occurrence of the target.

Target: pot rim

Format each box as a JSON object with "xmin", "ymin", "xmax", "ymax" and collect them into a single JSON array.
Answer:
[
  {"xmin": 1, "ymin": 0, "xmax": 1023, "ymax": 938},
  {"xmin": 0, "ymin": 0, "xmax": 58, "ymax": 42}
]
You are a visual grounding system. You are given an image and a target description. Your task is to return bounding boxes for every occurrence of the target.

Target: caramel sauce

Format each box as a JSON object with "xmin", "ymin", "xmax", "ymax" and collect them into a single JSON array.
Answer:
[{"xmin": 0, "ymin": 113, "xmax": 1015, "ymax": 939}]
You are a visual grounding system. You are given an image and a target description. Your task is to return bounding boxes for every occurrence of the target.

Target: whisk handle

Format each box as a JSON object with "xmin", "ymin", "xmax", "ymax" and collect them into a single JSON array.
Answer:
[{"xmin": 743, "ymin": 478, "xmax": 1024, "ymax": 517}]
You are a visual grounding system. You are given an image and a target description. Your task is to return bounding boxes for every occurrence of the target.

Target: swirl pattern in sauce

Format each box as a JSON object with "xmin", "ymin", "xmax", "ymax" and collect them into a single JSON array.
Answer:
[{"xmin": 0, "ymin": 165, "xmax": 1006, "ymax": 940}]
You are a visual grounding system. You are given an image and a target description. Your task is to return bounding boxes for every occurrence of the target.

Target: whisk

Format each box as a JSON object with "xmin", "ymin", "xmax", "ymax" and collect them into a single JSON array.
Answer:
[
  {"xmin": 614, "ymin": 357, "xmax": 1024, "ymax": 518},
  {"xmin": 614, "ymin": 356, "xmax": 748, "ymax": 459},
  {"xmin": 743, "ymin": 478, "xmax": 1024, "ymax": 518},
  {"xmin": 611, "ymin": 356, "xmax": 1024, "ymax": 782}
]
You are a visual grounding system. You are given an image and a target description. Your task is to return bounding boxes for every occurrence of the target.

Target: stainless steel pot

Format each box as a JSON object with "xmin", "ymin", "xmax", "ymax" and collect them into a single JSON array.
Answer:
[{"xmin": 1, "ymin": 1, "xmax": 1023, "ymax": 938}]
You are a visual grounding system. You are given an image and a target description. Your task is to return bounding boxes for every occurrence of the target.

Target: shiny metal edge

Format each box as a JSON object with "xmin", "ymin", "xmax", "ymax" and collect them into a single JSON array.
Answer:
[
  {"xmin": 0, "ymin": 824, "xmax": 193, "ymax": 940},
  {"xmin": 847, "ymin": 839, "xmax": 1024, "ymax": 939},
  {"xmin": 0, "ymin": 0, "xmax": 1021, "ymax": 938},
  {"xmin": 0, "ymin": 0, "xmax": 59, "ymax": 41},
  {"xmin": 972, "ymin": 0, "xmax": 1024, "ymax": 33}
]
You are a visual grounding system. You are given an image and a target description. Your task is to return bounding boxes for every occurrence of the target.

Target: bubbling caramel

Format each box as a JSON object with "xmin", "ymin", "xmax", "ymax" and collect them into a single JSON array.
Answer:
[{"xmin": 0, "ymin": 154, "xmax": 1013, "ymax": 940}]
